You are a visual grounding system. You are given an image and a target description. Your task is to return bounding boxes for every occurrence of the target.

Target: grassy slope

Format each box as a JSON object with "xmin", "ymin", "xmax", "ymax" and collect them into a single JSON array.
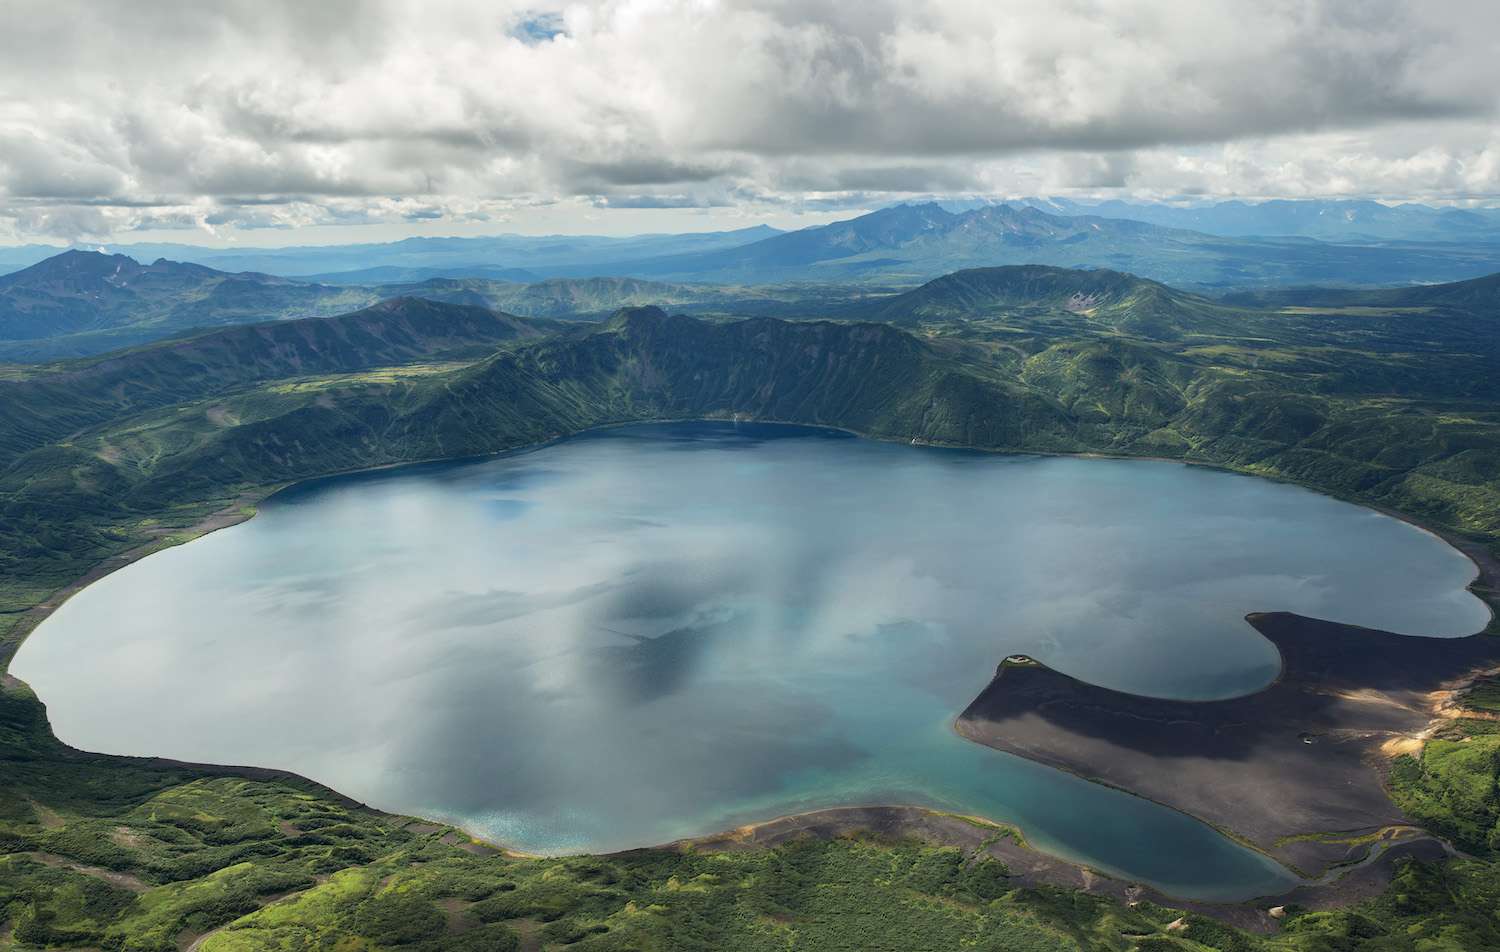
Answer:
[
  {"xmin": 4, "ymin": 275, "xmax": 1500, "ymax": 948},
  {"xmin": 877, "ymin": 268, "xmax": 1500, "ymax": 547},
  {"xmin": 0, "ymin": 297, "xmax": 553, "ymax": 466},
  {"xmin": 1222, "ymin": 272, "xmax": 1500, "ymax": 312},
  {"xmin": 369, "ymin": 276, "xmax": 739, "ymax": 319}
]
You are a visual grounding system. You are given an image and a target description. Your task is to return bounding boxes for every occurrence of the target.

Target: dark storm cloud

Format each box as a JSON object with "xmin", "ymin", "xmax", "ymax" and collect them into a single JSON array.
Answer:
[
  {"xmin": 592, "ymin": 194, "xmax": 735, "ymax": 209},
  {"xmin": 0, "ymin": 0, "xmax": 1497, "ymax": 240},
  {"xmin": 774, "ymin": 161, "xmax": 989, "ymax": 194},
  {"xmin": 559, "ymin": 157, "xmax": 747, "ymax": 188}
]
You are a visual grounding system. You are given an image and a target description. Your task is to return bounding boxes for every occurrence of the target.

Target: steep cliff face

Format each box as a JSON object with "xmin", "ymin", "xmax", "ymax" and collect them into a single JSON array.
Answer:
[
  {"xmin": 91, "ymin": 306, "xmax": 1079, "ymax": 505},
  {"xmin": 398, "ymin": 306, "xmax": 1074, "ymax": 459}
]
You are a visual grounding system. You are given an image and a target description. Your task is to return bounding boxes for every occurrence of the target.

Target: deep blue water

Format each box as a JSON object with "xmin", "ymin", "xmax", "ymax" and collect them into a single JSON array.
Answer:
[{"xmin": 15, "ymin": 423, "xmax": 1490, "ymax": 899}]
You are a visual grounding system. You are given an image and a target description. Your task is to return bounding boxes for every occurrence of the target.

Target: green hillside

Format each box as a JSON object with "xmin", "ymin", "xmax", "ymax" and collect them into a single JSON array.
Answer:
[
  {"xmin": 864, "ymin": 265, "xmax": 1239, "ymax": 337},
  {"xmin": 1225, "ymin": 271, "xmax": 1500, "ymax": 313},
  {"xmin": 0, "ymin": 298, "xmax": 554, "ymax": 469},
  {"xmin": 370, "ymin": 276, "xmax": 739, "ymax": 319}
]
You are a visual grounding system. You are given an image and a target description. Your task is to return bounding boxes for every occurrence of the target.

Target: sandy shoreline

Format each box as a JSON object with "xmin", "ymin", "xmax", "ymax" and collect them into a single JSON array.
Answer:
[{"xmin": 5, "ymin": 414, "xmax": 1498, "ymax": 918}]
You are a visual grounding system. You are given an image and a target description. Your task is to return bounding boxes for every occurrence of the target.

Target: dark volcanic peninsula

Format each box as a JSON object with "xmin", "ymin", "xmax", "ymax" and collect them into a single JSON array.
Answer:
[{"xmin": 957, "ymin": 610, "xmax": 1500, "ymax": 878}]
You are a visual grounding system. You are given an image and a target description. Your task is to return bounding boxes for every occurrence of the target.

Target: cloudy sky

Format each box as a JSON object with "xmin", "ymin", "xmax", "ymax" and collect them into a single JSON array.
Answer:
[{"xmin": 2, "ymin": 0, "xmax": 1498, "ymax": 245}]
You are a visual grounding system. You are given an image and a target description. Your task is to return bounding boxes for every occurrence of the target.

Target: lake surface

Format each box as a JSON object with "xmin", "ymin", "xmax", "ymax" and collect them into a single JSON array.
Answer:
[{"xmin": 15, "ymin": 423, "xmax": 1490, "ymax": 900}]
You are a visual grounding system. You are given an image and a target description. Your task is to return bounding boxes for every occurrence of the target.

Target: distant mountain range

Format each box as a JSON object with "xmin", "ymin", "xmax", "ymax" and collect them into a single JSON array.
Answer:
[
  {"xmin": 0, "ymin": 251, "xmax": 863, "ymax": 361},
  {"xmin": 1010, "ymin": 197, "xmax": 1500, "ymax": 243},
  {"xmin": 5, "ymin": 200, "xmax": 1499, "ymax": 289},
  {"xmin": 7, "ymin": 237, "xmax": 1500, "ymax": 363},
  {"xmin": 0, "ymin": 225, "xmax": 785, "ymax": 280},
  {"xmin": 612, "ymin": 203, "xmax": 1500, "ymax": 288},
  {"xmin": 0, "ymin": 251, "xmax": 377, "ymax": 359}
]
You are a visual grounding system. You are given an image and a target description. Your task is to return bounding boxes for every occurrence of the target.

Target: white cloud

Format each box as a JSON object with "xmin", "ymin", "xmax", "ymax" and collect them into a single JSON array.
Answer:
[{"xmin": 0, "ymin": 0, "xmax": 1497, "ymax": 241}]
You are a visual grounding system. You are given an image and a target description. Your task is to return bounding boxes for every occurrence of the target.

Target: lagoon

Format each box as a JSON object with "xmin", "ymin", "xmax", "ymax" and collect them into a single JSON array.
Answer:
[{"xmin": 14, "ymin": 422, "xmax": 1490, "ymax": 900}]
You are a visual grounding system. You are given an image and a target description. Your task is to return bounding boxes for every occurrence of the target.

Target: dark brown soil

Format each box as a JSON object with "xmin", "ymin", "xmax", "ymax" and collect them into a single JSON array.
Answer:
[{"xmin": 957, "ymin": 612, "xmax": 1500, "ymax": 876}]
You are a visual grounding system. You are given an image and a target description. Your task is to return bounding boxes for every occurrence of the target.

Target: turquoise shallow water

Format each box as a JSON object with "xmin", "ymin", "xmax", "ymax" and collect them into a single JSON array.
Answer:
[{"xmin": 15, "ymin": 422, "xmax": 1491, "ymax": 900}]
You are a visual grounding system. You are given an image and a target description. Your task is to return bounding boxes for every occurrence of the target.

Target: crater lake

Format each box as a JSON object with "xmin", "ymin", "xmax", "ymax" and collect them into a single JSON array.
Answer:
[{"xmin": 14, "ymin": 422, "xmax": 1491, "ymax": 900}]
